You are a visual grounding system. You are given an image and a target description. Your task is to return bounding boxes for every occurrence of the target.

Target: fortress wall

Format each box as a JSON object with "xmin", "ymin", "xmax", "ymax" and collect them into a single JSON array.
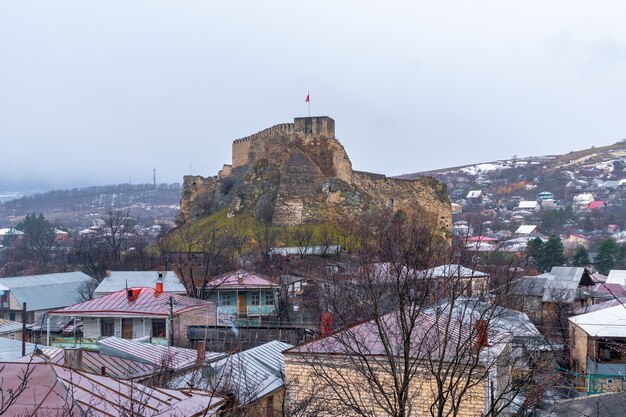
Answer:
[
  {"xmin": 294, "ymin": 116, "xmax": 335, "ymax": 138},
  {"xmin": 352, "ymin": 171, "xmax": 451, "ymax": 230},
  {"xmin": 232, "ymin": 123, "xmax": 295, "ymax": 167}
]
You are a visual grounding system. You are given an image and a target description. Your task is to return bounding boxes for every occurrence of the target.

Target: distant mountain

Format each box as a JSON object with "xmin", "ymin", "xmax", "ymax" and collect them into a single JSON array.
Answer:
[
  {"xmin": 397, "ymin": 140, "xmax": 626, "ymax": 180},
  {"xmin": 0, "ymin": 183, "xmax": 182, "ymax": 228}
]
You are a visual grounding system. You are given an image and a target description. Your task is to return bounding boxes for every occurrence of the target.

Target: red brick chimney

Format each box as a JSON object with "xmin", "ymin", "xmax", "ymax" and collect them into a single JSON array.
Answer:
[
  {"xmin": 321, "ymin": 311, "xmax": 333, "ymax": 336},
  {"xmin": 196, "ymin": 341, "xmax": 206, "ymax": 362},
  {"xmin": 155, "ymin": 282, "xmax": 164, "ymax": 294},
  {"xmin": 475, "ymin": 319, "xmax": 489, "ymax": 352}
]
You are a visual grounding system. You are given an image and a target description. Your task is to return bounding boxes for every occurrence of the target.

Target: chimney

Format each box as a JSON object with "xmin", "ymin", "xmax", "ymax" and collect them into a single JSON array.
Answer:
[
  {"xmin": 155, "ymin": 282, "xmax": 164, "ymax": 294},
  {"xmin": 196, "ymin": 341, "xmax": 206, "ymax": 362},
  {"xmin": 127, "ymin": 288, "xmax": 134, "ymax": 299},
  {"xmin": 237, "ymin": 272, "xmax": 244, "ymax": 285},
  {"xmin": 101, "ymin": 366, "xmax": 106, "ymax": 376},
  {"xmin": 321, "ymin": 311, "xmax": 333, "ymax": 336},
  {"xmin": 158, "ymin": 272, "xmax": 164, "ymax": 278},
  {"xmin": 63, "ymin": 348, "xmax": 83, "ymax": 369},
  {"xmin": 475, "ymin": 319, "xmax": 489, "ymax": 352}
]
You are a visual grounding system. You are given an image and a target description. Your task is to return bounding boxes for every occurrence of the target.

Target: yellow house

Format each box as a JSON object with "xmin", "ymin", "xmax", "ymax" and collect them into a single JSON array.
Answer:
[{"xmin": 283, "ymin": 310, "xmax": 513, "ymax": 416}]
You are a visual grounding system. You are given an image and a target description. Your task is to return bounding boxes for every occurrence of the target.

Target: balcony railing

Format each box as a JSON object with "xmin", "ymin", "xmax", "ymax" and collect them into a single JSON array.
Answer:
[
  {"xmin": 217, "ymin": 305, "xmax": 278, "ymax": 317},
  {"xmin": 587, "ymin": 357, "xmax": 626, "ymax": 375}
]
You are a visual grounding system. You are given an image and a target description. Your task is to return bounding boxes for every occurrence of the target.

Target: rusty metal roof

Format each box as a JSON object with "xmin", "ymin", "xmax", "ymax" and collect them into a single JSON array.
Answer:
[
  {"xmin": 0, "ymin": 361, "xmax": 224, "ymax": 416},
  {"xmin": 49, "ymin": 287, "xmax": 211, "ymax": 317}
]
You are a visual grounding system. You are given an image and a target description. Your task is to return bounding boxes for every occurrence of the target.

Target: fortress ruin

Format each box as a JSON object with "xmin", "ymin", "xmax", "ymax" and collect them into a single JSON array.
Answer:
[{"xmin": 179, "ymin": 116, "xmax": 451, "ymax": 231}]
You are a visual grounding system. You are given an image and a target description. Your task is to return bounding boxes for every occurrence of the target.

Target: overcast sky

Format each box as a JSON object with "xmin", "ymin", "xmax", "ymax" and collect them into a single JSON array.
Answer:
[{"xmin": 2, "ymin": 1, "xmax": 626, "ymax": 190}]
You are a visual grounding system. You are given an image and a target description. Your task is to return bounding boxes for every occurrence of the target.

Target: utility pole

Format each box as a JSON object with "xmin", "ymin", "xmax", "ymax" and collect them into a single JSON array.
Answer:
[
  {"xmin": 21, "ymin": 302, "xmax": 26, "ymax": 357},
  {"xmin": 168, "ymin": 296, "xmax": 174, "ymax": 347},
  {"xmin": 153, "ymin": 168, "xmax": 156, "ymax": 189}
]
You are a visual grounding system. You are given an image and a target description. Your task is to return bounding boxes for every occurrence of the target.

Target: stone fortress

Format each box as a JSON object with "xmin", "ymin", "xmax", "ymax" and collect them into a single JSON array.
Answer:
[{"xmin": 179, "ymin": 116, "xmax": 451, "ymax": 230}]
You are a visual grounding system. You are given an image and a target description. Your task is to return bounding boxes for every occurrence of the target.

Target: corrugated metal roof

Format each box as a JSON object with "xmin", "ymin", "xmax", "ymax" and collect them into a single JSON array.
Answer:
[
  {"xmin": 0, "ymin": 272, "xmax": 93, "ymax": 312},
  {"xmin": 510, "ymin": 276, "xmax": 549, "ymax": 297},
  {"xmin": 550, "ymin": 266, "xmax": 584, "ymax": 282},
  {"xmin": 552, "ymin": 391, "xmax": 626, "ymax": 416},
  {"xmin": 94, "ymin": 271, "xmax": 187, "ymax": 296},
  {"xmin": 44, "ymin": 348, "xmax": 158, "ymax": 380},
  {"xmin": 286, "ymin": 311, "xmax": 494, "ymax": 363},
  {"xmin": 606, "ymin": 269, "xmax": 626, "ymax": 285},
  {"xmin": 50, "ymin": 287, "xmax": 211, "ymax": 317},
  {"xmin": 207, "ymin": 270, "xmax": 277, "ymax": 289},
  {"xmin": 423, "ymin": 264, "xmax": 488, "ymax": 278},
  {"xmin": 173, "ymin": 341, "xmax": 292, "ymax": 404},
  {"xmin": 569, "ymin": 305, "xmax": 626, "ymax": 338},
  {"xmin": 0, "ymin": 319, "xmax": 23, "ymax": 334},
  {"xmin": 0, "ymin": 338, "xmax": 51, "ymax": 361},
  {"xmin": 0, "ymin": 361, "xmax": 224, "ymax": 416},
  {"xmin": 98, "ymin": 337, "xmax": 224, "ymax": 370}
]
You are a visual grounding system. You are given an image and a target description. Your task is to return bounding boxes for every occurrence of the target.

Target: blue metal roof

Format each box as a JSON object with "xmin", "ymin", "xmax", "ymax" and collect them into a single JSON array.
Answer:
[{"xmin": 0, "ymin": 272, "xmax": 93, "ymax": 312}]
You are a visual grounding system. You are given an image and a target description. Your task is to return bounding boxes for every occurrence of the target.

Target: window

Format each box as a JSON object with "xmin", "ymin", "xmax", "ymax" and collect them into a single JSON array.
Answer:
[
  {"xmin": 608, "ymin": 378, "xmax": 615, "ymax": 384},
  {"xmin": 250, "ymin": 293, "xmax": 260, "ymax": 306},
  {"xmin": 152, "ymin": 319, "xmax": 166, "ymax": 338},
  {"xmin": 220, "ymin": 293, "xmax": 232, "ymax": 306},
  {"xmin": 100, "ymin": 318, "xmax": 114, "ymax": 337},
  {"xmin": 9, "ymin": 312, "xmax": 15, "ymax": 321},
  {"xmin": 265, "ymin": 291, "xmax": 274, "ymax": 306}
]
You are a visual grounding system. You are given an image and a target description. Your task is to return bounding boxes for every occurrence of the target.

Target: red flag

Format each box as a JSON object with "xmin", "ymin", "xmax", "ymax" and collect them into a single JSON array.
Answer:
[{"xmin": 305, "ymin": 93, "xmax": 310, "ymax": 103}]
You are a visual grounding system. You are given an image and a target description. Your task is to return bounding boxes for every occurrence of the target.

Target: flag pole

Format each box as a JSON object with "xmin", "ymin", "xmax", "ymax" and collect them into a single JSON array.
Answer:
[{"xmin": 307, "ymin": 90, "xmax": 310, "ymax": 117}]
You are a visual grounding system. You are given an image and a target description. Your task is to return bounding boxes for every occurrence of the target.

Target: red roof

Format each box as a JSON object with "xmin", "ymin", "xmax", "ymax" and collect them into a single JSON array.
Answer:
[
  {"xmin": 588, "ymin": 201, "xmax": 605, "ymax": 210},
  {"xmin": 207, "ymin": 270, "xmax": 277, "ymax": 289},
  {"xmin": 0, "ymin": 360, "xmax": 223, "ymax": 416},
  {"xmin": 287, "ymin": 311, "xmax": 475, "ymax": 363},
  {"xmin": 49, "ymin": 288, "xmax": 211, "ymax": 317}
]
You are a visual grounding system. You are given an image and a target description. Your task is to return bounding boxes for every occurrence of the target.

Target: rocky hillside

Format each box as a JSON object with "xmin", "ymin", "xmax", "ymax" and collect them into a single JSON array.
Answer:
[{"xmin": 179, "ymin": 116, "xmax": 451, "ymax": 231}]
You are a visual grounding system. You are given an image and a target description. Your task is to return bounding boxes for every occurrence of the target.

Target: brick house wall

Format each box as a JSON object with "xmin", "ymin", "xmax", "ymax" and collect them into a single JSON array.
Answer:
[
  {"xmin": 283, "ymin": 355, "xmax": 488, "ymax": 417},
  {"xmin": 173, "ymin": 304, "xmax": 217, "ymax": 347}
]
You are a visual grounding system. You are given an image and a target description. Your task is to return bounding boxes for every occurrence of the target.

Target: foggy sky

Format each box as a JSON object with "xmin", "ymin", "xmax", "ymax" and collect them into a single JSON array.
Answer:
[{"xmin": 2, "ymin": 1, "xmax": 626, "ymax": 190}]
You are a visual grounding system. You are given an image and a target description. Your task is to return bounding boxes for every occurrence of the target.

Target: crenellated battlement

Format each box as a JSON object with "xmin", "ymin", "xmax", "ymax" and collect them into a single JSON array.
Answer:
[
  {"xmin": 231, "ymin": 117, "xmax": 336, "ymax": 168},
  {"xmin": 233, "ymin": 122, "xmax": 295, "ymax": 145}
]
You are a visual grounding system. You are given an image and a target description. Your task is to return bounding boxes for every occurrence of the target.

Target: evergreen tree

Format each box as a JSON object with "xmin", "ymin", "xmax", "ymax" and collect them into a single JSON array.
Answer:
[
  {"xmin": 572, "ymin": 246, "xmax": 590, "ymax": 267},
  {"xmin": 595, "ymin": 238, "xmax": 620, "ymax": 275},
  {"xmin": 526, "ymin": 237, "xmax": 544, "ymax": 270},
  {"xmin": 540, "ymin": 235, "xmax": 566, "ymax": 272}
]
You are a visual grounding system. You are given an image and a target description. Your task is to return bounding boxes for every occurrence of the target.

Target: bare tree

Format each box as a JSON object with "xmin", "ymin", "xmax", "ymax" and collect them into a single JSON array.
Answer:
[
  {"xmin": 283, "ymin": 212, "xmax": 537, "ymax": 417},
  {"xmin": 77, "ymin": 277, "xmax": 100, "ymax": 301},
  {"xmin": 293, "ymin": 226, "xmax": 314, "ymax": 258},
  {"xmin": 97, "ymin": 207, "xmax": 136, "ymax": 264}
]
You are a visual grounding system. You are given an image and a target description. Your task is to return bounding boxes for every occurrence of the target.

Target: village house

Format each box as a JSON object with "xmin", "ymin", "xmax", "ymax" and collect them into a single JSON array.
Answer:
[
  {"xmin": 569, "ymin": 301, "xmax": 626, "ymax": 394},
  {"xmin": 0, "ymin": 318, "xmax": 23, "ymax": 341},
  {"xmin": 0, "ymin": 272, "xmax": 94, "ymax": 324},
  {"xmin": 564, "ymin": 233, "xmax": 591, "ymax": 250},
  {"xmin": 206, "ymin": 270, "xmax": 279, "ymax": 326},
  {"xmin": 283, "ymin": 309, "xmax": 514, "ymax": 416},
  {"xmin": 94, "ymin": 270, "xmax": 187, "ymax": 297},
  {"xmin": 173, "ymin": 340, "xmax": 292, "ymax": 416},
  {"xmin": 48, "ymin": 284, "xmax": 216, "ymax": 348},
  {"xmin": 507, "ymin": 267, "xmax": 594, "ymax": 330},
  {"xmin": 421, "ymin": 264, "xmax": 490, "ymax": 296}
]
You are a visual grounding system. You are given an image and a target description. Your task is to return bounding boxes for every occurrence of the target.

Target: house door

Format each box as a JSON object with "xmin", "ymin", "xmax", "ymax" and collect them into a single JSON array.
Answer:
[
  {"xmin": 238, "ymin": 294, "xmax": 247, "ymax": 316},
  {"xmin": 122, "ymin": 319, "xmax": 133, "ymax": 339}
]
